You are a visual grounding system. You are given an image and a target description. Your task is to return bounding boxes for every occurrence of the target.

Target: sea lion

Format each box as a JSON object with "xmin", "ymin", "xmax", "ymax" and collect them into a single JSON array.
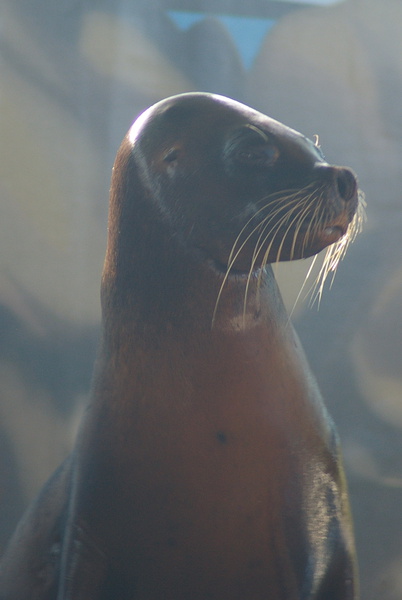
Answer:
[{"xmin": 0, "ymin": 92, "xmax": 363, "ymax": 599}]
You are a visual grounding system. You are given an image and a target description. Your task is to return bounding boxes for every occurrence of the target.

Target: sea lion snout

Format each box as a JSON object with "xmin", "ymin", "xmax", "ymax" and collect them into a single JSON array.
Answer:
[
  {"xmin": 334, "ymin": 166, "xmax": 358, "ymax": 204},
  {"xmin": 314, "ymin": 164, "xmax": 359, "ymax": 206}
]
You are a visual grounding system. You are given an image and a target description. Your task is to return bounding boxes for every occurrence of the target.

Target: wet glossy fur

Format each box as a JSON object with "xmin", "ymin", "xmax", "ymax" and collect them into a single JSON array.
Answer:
[{"xmin": 0, "ymin": 93, "xmax": 362, "ymax": 599}]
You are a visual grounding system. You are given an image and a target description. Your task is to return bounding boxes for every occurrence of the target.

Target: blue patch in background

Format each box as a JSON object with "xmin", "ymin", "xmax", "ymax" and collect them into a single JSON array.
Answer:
[{"xmin": 167, "ymin": 11, "xmax": 276, "ymax": 70}]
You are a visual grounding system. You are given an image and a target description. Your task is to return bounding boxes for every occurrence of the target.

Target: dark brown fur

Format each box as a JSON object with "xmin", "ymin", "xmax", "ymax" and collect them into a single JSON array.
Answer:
[{"xmin": 0, "ymin": 93, "xmax": 361, "ymax": 599}]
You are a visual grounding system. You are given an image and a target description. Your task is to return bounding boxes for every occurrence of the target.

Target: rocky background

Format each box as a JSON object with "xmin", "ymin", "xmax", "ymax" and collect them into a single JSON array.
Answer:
[{"xmin": 1, "ymin": 1, "xmax": 401, "ymax": 597}]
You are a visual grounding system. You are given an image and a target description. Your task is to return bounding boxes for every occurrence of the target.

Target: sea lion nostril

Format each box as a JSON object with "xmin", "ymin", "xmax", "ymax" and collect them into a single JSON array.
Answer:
[
  {"xmin": 314, "ymin": 164, "xmax": 358, "ymax": 203},
  {"xmin": 335, "ymin": 167, "xmax": 358, "ymax": 202}
]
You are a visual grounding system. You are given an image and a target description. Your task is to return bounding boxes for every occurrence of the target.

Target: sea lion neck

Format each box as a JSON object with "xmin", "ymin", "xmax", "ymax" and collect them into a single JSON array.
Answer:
[
  {"xmin": 101, "ymin": 136, "xmax": 287, "ymax": 337},
  {"xmin": 101, "ymin": 240, "xmax": 286, "ymax": 341}
]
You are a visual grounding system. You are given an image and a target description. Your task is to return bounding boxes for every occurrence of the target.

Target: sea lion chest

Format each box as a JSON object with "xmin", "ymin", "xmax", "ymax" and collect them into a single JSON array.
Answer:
[{"xmin": 78, "ymin": 308, "xmax": 332, "ymax": 599}]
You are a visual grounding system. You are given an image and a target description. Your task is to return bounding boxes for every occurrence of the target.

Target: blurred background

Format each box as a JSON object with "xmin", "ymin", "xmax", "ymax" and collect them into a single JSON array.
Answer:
[{"xmin": 1, "ymin": 0, "xmax": 401, "ymax": 597}]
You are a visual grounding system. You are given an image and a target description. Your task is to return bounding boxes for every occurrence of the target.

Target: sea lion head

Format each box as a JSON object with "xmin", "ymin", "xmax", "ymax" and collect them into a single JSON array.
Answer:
[{"xmin": 123, "ymin": 92, "xmax": 362, "ymax": 278}]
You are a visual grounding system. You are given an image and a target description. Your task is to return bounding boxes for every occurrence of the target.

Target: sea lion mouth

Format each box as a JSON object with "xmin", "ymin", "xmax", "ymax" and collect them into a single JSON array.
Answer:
[
  {"xmin": 321, "ymin": 224, "xmax": 346, "ymax": 243},
  {"xmin": 198, "ymin": 217, "xmax": 350, "ymax": 279},
  {"xmin": 200, "ymin": 197, "xmax": 363, "ymax": 287},
  {"xmin": 299, "ymin": 217, "xmax": 350, "ymax": 246}
]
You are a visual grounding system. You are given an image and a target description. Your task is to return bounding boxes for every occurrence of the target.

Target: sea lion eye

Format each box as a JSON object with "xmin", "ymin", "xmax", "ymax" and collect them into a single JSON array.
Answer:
[
  {"xmin": 236, "ymin": 144, "xmax": 278, "ymax": 166},
  {"xmin": 163, "ymin": 148, "xmax": 180, "ymax": 162},
  {"xmin": 225, "ymin": 126, "xmax": 279, "ymax": 169}
]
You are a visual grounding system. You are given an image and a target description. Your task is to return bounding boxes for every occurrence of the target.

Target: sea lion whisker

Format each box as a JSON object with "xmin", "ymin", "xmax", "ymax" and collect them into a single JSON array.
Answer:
[
  {"xmin": 309, "ymin": 193, "xmax": 366, "ymax": 306},
  {"xmin": 240, "ymin": 209, "xmax": 294, "ymax": 324},
  {"xmin": 213, "ymin": 213, "xmax": 271, "ymax": 327},
  {"xmin": 252, "ymin": 190, "xmax": 315, "ymax": 259},
  {"xmin": 255, "ymin": 186, "xmax": 310, "ymax": 208},
  {"xmin": 241, "ymin": 204, "xmax": 298, "ymax": 323},
  {"xmin": 249, "ymin": 199, "xmax": 305, "ymax": 266},
  {"xmin": 242, "ymin": 263, "xmax": 258, "ymax": 328},
  {"xmin": 256, "ymin": 202, "xmax": 305, "ymax": 265},
  {"xmin": 232, "ymin": 191, "xmax": 312, "ymax": 266},
  {"xmin": 286, "ymin": 190, "xmax": 328, "ymax": 308},
  {"xmin": 253, "ymin": 186, "xmax": 318, "ymax": 226},
  {"xmin": 227, "ymin": 205, "xmax": 275, "ymax": 268},
  {"xmin": 252, "ymin": 203, "xmax": 310, "ymax": 306},
  {"xmin": 256, "ymin": 186, "xmax": 327, "ymax": 307},
  {"xmin": 281, "ymin": 190, "xmax": 320, "ymax": 263},
  {"xmin": 300, "ymin": 190, "xmax": 326, "ymax": 257},
  {"xmin": 310, "ymin": 249, "xmax": 336, "ymax": 307},
  {"xmin": 321, "ymin": 217, "xmax": 356, "ymax": 281},
  {"xmin": 275, "ymin": 203, "xmax": 312, "ymax": 264},
  {"xmin": 225, "ymin": 195, "xmax": 300, "ymax": 271},
  {"xmin": 287, "ymin": 254, "xmax": 319, "ymax": 324},
  {"xmin": 213, "ymin": 214, "xmax": 275, "ymax": 327},
  {"xmin": 241, "ymin": 206, "xmax": 304, "ymax": 323},
  {"xmin": 216, "ymin": 199, "xmax": 292, "ymax": 327},
  {"xmin": 289, "ymin": 195, "xmax": 319, "ymax": 260},
  {"xmin": 243, "ymin": 215, "xmax": 290, "ymax": 326}
]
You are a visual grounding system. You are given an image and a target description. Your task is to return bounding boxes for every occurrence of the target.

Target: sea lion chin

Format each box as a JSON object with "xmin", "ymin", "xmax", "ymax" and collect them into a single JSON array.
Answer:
[{"xmin": 0, "ymin": 92, "xmax": 362, "ymax": 600}]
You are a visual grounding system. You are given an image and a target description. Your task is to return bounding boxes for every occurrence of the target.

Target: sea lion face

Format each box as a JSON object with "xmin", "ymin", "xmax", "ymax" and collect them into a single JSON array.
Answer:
[{"xmin": 129, "ymin": 93, "xmax": 360, "ymax": 275}]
